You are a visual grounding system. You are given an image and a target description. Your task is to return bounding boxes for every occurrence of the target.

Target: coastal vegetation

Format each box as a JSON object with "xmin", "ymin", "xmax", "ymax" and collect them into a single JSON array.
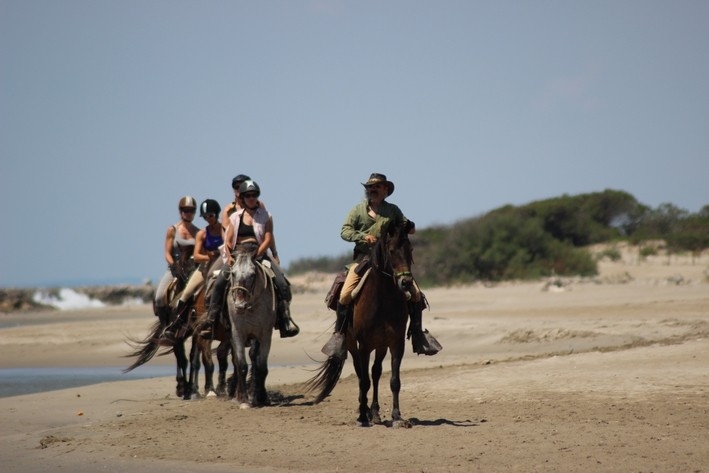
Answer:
[{"xmin": 288, "ymin": 189, "xmax": 709, "ymax": 286}]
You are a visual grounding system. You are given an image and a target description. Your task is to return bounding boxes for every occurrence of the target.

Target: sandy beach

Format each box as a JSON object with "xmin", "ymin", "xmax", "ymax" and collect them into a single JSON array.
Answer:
[{"xmin": 1, "ymin": 249, "xmax": 708, "ymax": 473}]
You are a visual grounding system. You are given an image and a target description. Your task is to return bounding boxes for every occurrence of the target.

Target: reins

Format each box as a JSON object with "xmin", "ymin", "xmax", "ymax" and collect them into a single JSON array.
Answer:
[
  {"xmin": 371, "ymin": 226, "xmax": 413, "ymax": 288},
  {"xmin": 229, "ymin": 255, "xmax": 272, "ymax": 310}
]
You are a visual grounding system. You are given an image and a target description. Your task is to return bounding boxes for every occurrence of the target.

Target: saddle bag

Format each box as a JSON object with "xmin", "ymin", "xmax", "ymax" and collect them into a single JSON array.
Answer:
[{"xmin": 325, "ymin": 271, "xmax": 347, "ymax": 311}]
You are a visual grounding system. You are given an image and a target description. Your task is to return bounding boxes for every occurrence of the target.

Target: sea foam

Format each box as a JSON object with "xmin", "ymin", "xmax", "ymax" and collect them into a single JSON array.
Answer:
[{"xmin": 32, "ymin": 288, "xmax": 106, "ymax": 310}]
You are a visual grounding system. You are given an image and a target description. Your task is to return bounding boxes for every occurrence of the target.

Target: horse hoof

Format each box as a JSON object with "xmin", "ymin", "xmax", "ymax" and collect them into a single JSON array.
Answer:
[
  {"xmin": 206, "ymin": 391, "xmax": 217, "ymax": 398},
  {"xmin": 239, "ymin": 402, "xmax": 251, "ymax": 410}
]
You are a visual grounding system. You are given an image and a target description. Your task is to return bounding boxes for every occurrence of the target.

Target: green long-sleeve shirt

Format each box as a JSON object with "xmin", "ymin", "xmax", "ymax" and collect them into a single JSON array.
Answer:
[{"xmin": 340, "ymin": 200, "xmax": 410, "ymax": 257}]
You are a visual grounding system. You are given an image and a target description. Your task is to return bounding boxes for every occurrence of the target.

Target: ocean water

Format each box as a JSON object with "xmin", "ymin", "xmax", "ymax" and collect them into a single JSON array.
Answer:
[
  {"xmin": 31, "ymin": 287, "xmax": 146, "ymax": 310},
  {"xmin": 0, "ymin": 365, "xmax": 175, "ymax": 398},
  {"xmin": 2, "ymin": 288, "xmax": 168, "ymax": 398}
]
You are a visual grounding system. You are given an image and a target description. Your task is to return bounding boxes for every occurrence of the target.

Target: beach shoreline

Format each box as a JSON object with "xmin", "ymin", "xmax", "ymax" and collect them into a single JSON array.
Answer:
[{"xmin": 1, "ymin": 251, "xmax": 708, "ymax": 472}]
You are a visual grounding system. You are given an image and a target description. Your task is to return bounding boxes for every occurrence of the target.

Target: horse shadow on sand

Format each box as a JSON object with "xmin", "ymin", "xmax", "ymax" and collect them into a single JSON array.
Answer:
[
  {"xmin": 267, "ymin": 390, "xmax": 482, "ymax": 428},
  {"xmin": 408, "ymin": 417, "xmax": 484, "ymax": 428}
]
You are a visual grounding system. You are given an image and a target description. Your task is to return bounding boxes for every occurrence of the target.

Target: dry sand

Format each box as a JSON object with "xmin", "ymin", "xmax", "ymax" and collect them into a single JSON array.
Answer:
[{"xmin": 1, "ymin": 249, "xmax": 708, "ymax": 472}]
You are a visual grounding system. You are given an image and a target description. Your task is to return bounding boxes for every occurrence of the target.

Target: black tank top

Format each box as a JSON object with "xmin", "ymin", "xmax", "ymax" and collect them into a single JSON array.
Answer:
[{"xmin": 237, "ymin": 213, "xmax": 256, "ymax": 239}]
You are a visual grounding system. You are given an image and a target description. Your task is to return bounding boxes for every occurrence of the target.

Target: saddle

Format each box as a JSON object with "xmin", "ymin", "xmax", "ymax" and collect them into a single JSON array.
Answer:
[
  {"xmin": 325, "ymin": 271, "xmax": 346, "ymax": 311},
  {"xmin": 324, "ymin": 267, "xmax": 371, "ymax": 311}
]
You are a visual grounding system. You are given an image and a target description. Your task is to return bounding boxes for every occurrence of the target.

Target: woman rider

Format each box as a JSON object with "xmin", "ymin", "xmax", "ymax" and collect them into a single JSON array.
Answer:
[
  {"xmin": 153, "ymin": 196, "xmax": 199, "ymax": 330},
  {"xmin": 222, "ymin": 174, "xmax": 281, "ymax": 264},
  {"xmin": 159, "ymin": 198, "xmax": 223, "ymax": 344},
  {"xmin": 201, "ymin": 180, "xmax": 299, "ymax": 339}
]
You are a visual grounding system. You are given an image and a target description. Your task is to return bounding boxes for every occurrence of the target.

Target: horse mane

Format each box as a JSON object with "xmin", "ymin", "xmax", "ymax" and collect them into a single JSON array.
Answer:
[
  {"xmin": 370, "ymin": 220, "xmax": 409, "ymax": 272},
  {"xmin": 369, "ymin": 221, "xmax": 393, "ymax": 270}
]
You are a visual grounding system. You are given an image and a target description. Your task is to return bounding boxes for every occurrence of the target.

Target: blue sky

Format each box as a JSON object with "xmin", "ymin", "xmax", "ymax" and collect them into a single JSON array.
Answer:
[{"xmin": 1, "ymin": 0, "xmax": 707, "ymax": 288}]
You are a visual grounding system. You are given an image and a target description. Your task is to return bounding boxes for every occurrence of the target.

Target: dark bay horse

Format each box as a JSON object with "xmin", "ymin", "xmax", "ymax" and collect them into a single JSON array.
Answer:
[
  {"xmin": 190, "ymin": 294, "xmax": 232, "ymax": 398},
  {"xmin": 123, "ymin": 252, "xmax": 200, "ymax": 399},
  {"xmin": 227, "ymin": 243, "xmax": 277, "ymax": 408},
  {"xmin": 307, "ymin": 221, "xmax": 414, "ymax": 427}
]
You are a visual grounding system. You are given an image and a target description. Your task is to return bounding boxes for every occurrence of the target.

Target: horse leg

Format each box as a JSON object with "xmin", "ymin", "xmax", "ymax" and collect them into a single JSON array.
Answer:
[
  {"xmin": 235, "ymin": 349, "xmax": 249, "ymax": 407},
  {"xmin": 230, "ymin": 329, "xmax": 250, "ymax": 408},
  {"xmin": 192, "ymin": 340, "xmax": 202, "ymax": 398},
  {"xmin": 174, "ymin": 342, "xmax": 188, "ymax": 399},
  {"xmin": 370, "ymin": 347, "xmax": 387, "ymax": 425},
  {"xmin": 356, "ymin": 349, "xmax": 372, "ymax": 427},
  {"xmin": 186, "ymin": 337, "xmax": 201, "ymax": 400},
  {"xmin": 216, "ymin": 341, "xmax": 229, "ymax": 396},
  {"xmin": 390, "ymin": 339, "xmax": 409, "ymax": 428},
  {"xmin": 252, "ymin": 339, "xmax": 271, "ymax": 407},
  {"xmin": 201, "ymin": 339, "xmax": 217, "ymax": 397}
]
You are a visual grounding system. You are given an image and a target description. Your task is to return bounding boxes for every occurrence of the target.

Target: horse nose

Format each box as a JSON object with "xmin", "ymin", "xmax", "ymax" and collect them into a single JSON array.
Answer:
[{"xmin": 399, "ymin": 275, "xmax": 413, "ymax": 289}]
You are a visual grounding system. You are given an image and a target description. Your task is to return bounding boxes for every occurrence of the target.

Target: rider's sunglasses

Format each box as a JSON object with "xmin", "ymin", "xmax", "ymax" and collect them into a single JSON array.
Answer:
[
  {"xmin": 180, "ymin": 207, "xmax": 196, "ymax": 213},
  {"xmin": 242, "ymin": 193, "xmax": 258, "ymax": 199},
  {"xmin": 204, "ymin": 213, "xmax": 217, "ymax": 219}
]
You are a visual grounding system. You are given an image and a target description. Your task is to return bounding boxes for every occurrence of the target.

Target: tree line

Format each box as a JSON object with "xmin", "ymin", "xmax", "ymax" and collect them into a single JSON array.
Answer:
[{"xmin": 287, "ymin": 189, "xmax": 709, "ymax": 286}]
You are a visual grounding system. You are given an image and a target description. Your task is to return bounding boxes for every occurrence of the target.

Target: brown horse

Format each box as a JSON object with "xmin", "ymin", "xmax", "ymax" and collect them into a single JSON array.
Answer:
[
  {"xmin": 124, "ymin": 251, "xmax": 200, "ymax": 399},
  {"xmin": 189, "ymin": 288, "xmax": 232, "ymax": 398},
  {"xmin": 307, "ymin": 221, "xmax": 415, "ymax": 427}
]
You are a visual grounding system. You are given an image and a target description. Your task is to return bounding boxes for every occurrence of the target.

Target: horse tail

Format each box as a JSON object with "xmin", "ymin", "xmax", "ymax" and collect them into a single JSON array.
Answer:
[
  {"xmin": 122, "ymin": 319, "xmax": 163, "ymax": 373},
  {"xmin": 304, "ymin": 356, "xmax": 346, "ymax": 404}
]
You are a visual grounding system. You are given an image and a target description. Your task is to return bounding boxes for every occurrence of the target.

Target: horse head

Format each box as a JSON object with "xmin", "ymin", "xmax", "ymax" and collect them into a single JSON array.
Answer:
[
  {"xmin": 174, "ymin": 246, "xmax": 196, "ymax": 283},
  {"xmin": 229, "ymin": 242, "xmax": 259, "ymax": 311},
  {"xmin": 374, "ymin": 221, "xmax": 414, "ymax": 296}
]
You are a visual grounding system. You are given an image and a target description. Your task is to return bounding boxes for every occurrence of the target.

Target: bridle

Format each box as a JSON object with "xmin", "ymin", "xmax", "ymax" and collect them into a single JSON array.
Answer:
[{"xmin": 374, "ymin": 228, "xmax": 414, "ymax": 295}]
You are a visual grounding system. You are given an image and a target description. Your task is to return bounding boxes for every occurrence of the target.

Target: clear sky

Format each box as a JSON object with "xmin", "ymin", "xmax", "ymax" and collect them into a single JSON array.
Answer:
[{"xmin": 1, "ymin": 0, "xmax": 707, "ymax": 288}]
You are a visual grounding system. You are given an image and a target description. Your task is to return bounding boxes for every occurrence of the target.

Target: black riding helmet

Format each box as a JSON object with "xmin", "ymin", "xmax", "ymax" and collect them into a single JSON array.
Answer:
[
  {"xmin": 238, "ymin": 179, "xmax": 260, "ymax": 197},
  {"xmin": 199, "ymin": 199, "xmax": 221, "ymax": 217},
  {"xmin": 231, "ymin": 174, "xmax": 251, "ymax": 190}
]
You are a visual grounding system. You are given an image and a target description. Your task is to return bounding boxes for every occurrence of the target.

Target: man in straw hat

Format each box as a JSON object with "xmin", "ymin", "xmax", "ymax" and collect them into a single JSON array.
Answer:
[{"xmin": 322, "ymin": 173, "xmax": 442, "ymax": 359}]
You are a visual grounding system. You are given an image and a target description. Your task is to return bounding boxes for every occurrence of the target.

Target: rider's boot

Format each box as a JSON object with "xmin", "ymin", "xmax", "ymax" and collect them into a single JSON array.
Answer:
[
  {"xmin": 199, "ymin": 302, "xmax": 220, "ymax": 339},
  {"xmin": 276, "ymin": 299, "xmax": 300, "ymax": 338},
  {"xmin": 321, "ymin": 302, "xmax": 349, "ymax": 360},
  {"xmin": 200, "ymin": 270, "xmax": 228, "ymax": 339},
  {"xmin": 407, "ymin": 298, "xmax": 442, "ymax": 356},
  {"xmin": 156, "ymin": 304, "xmax": 170, "ymax": 326},
  {"xmin": 157, "ymin": 301, "xmax": 187, "ymax": 346}
]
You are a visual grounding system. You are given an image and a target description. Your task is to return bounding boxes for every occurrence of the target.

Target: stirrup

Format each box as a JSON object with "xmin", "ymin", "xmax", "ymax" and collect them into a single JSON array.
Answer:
[
  {"xmin": 411, "ymin": 329, "xmax": 442, "ymax": 356},
  {"xmin": 157, "ymin": 329, "xmax": 176, "ymax": 347},
  {"xmin": 321, "ymin": 332, "xmax": 347, "ymax": 360}
]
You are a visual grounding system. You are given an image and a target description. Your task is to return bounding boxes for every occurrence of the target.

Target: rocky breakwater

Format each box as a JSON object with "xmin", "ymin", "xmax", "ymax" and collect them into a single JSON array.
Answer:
[{"xmin": 0, "ymin": 283, "xmax": 155, "ymax": 313}]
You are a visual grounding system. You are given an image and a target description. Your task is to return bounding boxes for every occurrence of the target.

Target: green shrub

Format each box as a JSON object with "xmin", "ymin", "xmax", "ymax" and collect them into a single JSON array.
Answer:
[
  {"xmin": 287, "ymin": 191, "xmax": 709, "ymax": 286},
  {"xmin": 597, "ymin": 247, "xmax": 622, "ymax": 261}
]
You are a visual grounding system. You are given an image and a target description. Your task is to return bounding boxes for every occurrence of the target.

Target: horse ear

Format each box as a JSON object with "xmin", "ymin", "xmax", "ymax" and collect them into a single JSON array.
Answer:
[{"xmin": 384, "ymin": 219, "xmax": 397, "ymax": 237}]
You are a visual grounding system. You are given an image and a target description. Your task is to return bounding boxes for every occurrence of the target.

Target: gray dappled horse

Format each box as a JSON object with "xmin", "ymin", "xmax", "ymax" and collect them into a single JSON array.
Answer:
[{"xmin": 226, "ymin": 243, "xmax": 277, "ymax": 408}]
